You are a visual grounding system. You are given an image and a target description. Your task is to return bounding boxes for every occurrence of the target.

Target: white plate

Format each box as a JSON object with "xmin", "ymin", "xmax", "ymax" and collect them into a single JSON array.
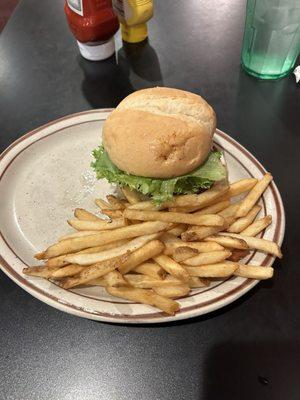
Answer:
[{"xmin": 0, "ymin": 110, "xmax": 285, "ymax": 324}]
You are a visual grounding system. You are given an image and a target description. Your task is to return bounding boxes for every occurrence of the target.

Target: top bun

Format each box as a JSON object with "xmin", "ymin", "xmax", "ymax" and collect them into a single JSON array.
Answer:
[{"xmin": 103, "ymin": 87, "xmax": 216, "ymax": 178}]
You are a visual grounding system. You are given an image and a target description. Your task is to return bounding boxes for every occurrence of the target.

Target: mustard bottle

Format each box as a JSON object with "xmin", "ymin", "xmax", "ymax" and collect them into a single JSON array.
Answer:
[{"xmin": 112, "ymin": 0, "xmax": 154, "ymax": 43}]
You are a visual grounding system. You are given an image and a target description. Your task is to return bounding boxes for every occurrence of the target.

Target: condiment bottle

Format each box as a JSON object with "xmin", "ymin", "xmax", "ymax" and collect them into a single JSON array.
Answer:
[
  {"xmin": 64, "ymin": 0, "xmax": 119, "ymax": 61},
  {"xmin": 112, "ymin": 0, "xmax": 153, "ymax": 43}
]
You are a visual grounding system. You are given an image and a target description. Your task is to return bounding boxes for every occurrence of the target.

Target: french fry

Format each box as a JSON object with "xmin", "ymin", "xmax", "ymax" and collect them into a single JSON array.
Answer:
[
  {"xmin": 118, "ymin": 240, "xmax": 165, "ymax": 274},
  {"xmin": 154, "ymin": 255, "xmax": 190, "ymax": 282},
  {"xmin": 173, "ymin": 246, "xmax": 199, "ymax": 262},
  {"xmin": 218, "ymin": 202, "xmax": 241, "ymax": 218},
  {"xmin": 95, "ymin": 198, "xmax": 112, "ymax": 210},
  {"xmin": 133, "ymin": 262, "xmax": 166, "ymax": 279},
  {"xmin": 61, "ymin": 253, "xmax": 128, "ymax": 289},
  {"xmin": 153, "ymin": 285, "xmax": 190, "ymax": 298},
  {"xmin": 167, "ymin": 224, "xmax": 187, "ymax": 236},
  {"xmin": 106, "ymin": 286, "xmax": 180, "ymax": 315},
  {"xmin": 101, "ymin": 209, "xmax": 124, "ymax": 219},
  {"xmin": 121, "ymin": 186, "xmax": 142, "ymax": 204},
  {"xmin": 181, "ymin": 224, "xmax": 227, "ymax": 242},
  {"xmin": 227, "ymin": 205, "xmax": 261, "ymax": 233},
  {"xmin": 74, "ymin": 208, "xmax": 101, "ymax": 221},
  {"xmin": 225, "ymin": 178, "xmax": 258, "ymax": 198},
  {"xmin": 194, "ymin": 200, "xmax": 231, "ymax": 215},
  {"xmin": 103, "ymin": 270, "xmax": 128, "ymax": 287},
  {"xmin": 235, "ymin": 173, "xmax": 273, "ymax": 217},
  {"xmin": 67, "ymin": 218, "xmax": 127, "ymax": 231},
  {"xmin": 44, "ymin": 221, "xmax": 170, "ymax": 258},
  {"xmin": 34, "ymin": 252, "xmax": 46, "ymax": 260},
  {"xmin": 59, "ymin": 230, "xmax": 99, "ymax": 241},
  {"xmin": 167, "ymin": 187, "xmax": 229, "ymax": 208},
  {"xmin": 241, "ymin": 215, "xmax": 272, "ymax": 237},
  {"xmin": 204, "ymin": 235, "xmax": 249, "ymax": 250},
  {"xmin": 228, "ymin": 249, "xmax": 250, "ymax": 262},
  {"xmin": 85, "ymin": 272, "xmax": 128, "ymax": 287},
  {"xmin": 46, "ymin": 239, "xmax": 129, "ymax": 268},
  {"xmin": 168, "ymin": 206, "xmax": 203, "ymax": 213},
  {"xmin": 188, "ymin": 276, "xmax": 210, "ymax": 288},
  {"xmin": 50, "ymin": 264, "xmax": 84, "ymax": 279},
  {"xmin": 183, "ymin": 250, "xmax": 232, "ymax": 266},
  {"xmin": 161, "ymin": 234, "xmax": 224, "ymax": 254},
  {"xmin": 219, "ymin": 232, "xmax": 282, "ymax": 258},
  {"xmin": 124, "ymin": 274, "xmax": 181, "ymax": 288},
  {"xmin": 186, "ymin": 262, "xmax": 238, "ymax": 277},
  {"xmin": 234, "ymin": 264, "xmax": 274, "ymax": 280},
  {"xmin": 106, "ymin": 195, "xmax": 128, "ymax": 210},
  {"xmin": 83, "ymin": 278, "xmax": 107, "ymax": 287},
  {"xmin": 23, "ymin": 265, "xmax": 59, "ymax": 278},
  {"xmin": 124, "ymin": 209, "xmax": 225, "ymax": 227},
  {"xmin": 65, "ymin": 235, "xmax": 162, "ymax": 266},
  {"xmin": 127, "ymin": 201, "xmax": 163, "ymax": 210}
]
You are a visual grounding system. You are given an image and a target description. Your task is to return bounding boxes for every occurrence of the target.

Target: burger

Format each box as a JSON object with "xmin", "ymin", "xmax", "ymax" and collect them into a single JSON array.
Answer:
[{"xmin": 91, "ymin": 87, "xmax": 227, "ymax": 204}]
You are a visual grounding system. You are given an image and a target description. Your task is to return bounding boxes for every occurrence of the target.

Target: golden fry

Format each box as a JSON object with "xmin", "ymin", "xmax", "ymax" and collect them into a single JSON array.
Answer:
[
  {"xmin": 59, "ymin": 230, "xmax": 99, "ymax": 241},
  {"xmin": 186, "ymin": 262, "xmax": 238, "ymax": 277},
  {"xmin": 228, "ymin": 249, "xmax": 250, "ymax": 262},
  {"xmin": 153, "ymin": 285, "xmax": 190, "ymax": 298},
  {"xmin": 67, "ymin": 218, "xmax": 127, "ymax": 231},
  {"xmin": 181, "ymin": 224, "xmax": 227, "ymax": 242},
  {"xmin": 173, "ymin": 246, "xmax": 199, "ymax": 262},
  {"xmin": 118, "ymin": 240, "xmax": 165, "ymax": 274},
  {"xmin": 183, "ymin": 250, "xmax": 232, "ymax": 266},
  {"xmin": 154, "ymin": 255, "xmax": 190, "ymax": 282},
  {"xmin": 218, "ymin": 202, "xmax": 241, "ymax": 218},
  {"xmin": 241, "ymin": 215, "xmax": 272, "ymax": 237},
  {"xmin": 124, "ymin": 209, "xmax": 225, "ymax": 227},
  {"xmin": 44, "ymin": 221, "xmax": 169, "ymax": 258},
  {"xmin": 61, "ymin": 254, "xmax": 128, "ymax": 289},
  {"xmin": 236, "ymin": 173, "xmax": 273, "ymax": 217},
  {"xmin": 65, "ymin": 234, "xmax": 162, "ymax": 266},
  {"xmin": 227, "ymin": 205, "xmax": 261, "ymax": 233},
  {"xmin": 219, "ymin": 232, "xmax": 282, "ymax": 258},
  {"xmin": 95, "ymin": 198, "xmax": 112, "ymax": 210},
  {"xmin": 133, "ymin": 262, "xmax": 166, "ymax": 279},
  {"xmin": 204, "ymin": 235, "xmax": 249, "ymax": 250},
  {"xmin": 121, "ymin": 186, "xmax": 142, "ymax": 204},
  {"xmin": 226, "ymin": 178, "xmax": 258, "ymax": 198},
  {"xmin": 188, "ymin": 276, "xmax": 210, "ymax": 288},
  {"xmin": 234, "ymin": 264, "xmax": 274, "ymax": 280},
  {"xmin": 106, "ymin": 286, "xmax": 180, "ymax": 315},
  {"xmin": 50, "ymin": 264, "xmax": 84, "ymax": 279},
  {"xmin": 194, "ymin": 200, "xmax": 231, "ymax": 216},
  {"xmin": 74, "ymin": 208, "xmax": 101, "ymax": 221},
  {"xmin": 167, "ymin": 224, "xmax": 187, "ymax": 236},
  {"xmin": 101, "ymin": 209, "xmax": 124, "ymax": 219},
  {"xmin": 106, "ymin": 194, "xmax": 128, "ymax": 210},
  {"xmin": 23, "ymin": 265, "xmax": 59, "ymax": 278}
]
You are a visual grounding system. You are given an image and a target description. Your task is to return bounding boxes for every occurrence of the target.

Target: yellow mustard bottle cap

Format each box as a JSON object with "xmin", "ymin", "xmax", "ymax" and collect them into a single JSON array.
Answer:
[{"xmin": 121, "ymin": 22, "xmax": 148, "ymax": 43}]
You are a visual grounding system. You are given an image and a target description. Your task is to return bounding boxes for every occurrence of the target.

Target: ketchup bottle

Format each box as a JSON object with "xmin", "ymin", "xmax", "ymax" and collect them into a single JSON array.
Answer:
[{"xmin": 64, "ymin": 0, "xmax": 119, "ymax": 61}]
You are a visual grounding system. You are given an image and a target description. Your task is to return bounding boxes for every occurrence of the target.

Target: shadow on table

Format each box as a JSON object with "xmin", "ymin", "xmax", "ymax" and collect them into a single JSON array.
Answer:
[
  {"xmin": 79, "ymin": 39, "xmax": 163, "ymax": 107},
  {"xmin": 79, "ymin": 54, "xmax": 134, "ymax": 108},
  {"xmin": 117, "ymin": 39, "xmax": 164, "ymax": 89},
  {"xmin": 235, "ymin": 69, "xmax": 297, "ymax": 140},
  {"xmin": 203, "ymin": 340, "xmax": 300, "ymax": 400}
]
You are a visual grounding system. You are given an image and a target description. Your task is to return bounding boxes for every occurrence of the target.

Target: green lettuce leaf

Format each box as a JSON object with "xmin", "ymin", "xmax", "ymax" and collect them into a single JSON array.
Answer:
[{"xmin": 91, "ymin": 146, "xmax": 226, "ymax": 204}]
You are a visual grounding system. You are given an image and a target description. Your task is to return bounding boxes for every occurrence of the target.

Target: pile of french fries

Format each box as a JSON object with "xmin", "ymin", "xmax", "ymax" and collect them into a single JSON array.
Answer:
[{"xmin": 23, "ymin": 173, "xmax": 282, "ymax": 315}]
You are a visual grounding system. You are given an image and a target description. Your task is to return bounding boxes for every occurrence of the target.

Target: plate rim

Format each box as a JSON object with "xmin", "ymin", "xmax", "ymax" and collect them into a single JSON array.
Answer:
[{"xmin": 0, "ymin": 109, "xmax": 285, "ymax": 324}]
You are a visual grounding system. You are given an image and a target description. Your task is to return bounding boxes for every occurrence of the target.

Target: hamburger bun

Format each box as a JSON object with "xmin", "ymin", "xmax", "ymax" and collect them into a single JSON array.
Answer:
[{"xmin": 103, "ymin": 87, "xmax": 216, "ymax": 178}]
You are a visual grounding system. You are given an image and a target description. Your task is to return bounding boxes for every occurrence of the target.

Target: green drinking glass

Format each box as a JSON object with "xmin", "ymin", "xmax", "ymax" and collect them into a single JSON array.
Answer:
[{"xmin": 241, "ymin": 0, "xmax": 300, "ymax": 80}]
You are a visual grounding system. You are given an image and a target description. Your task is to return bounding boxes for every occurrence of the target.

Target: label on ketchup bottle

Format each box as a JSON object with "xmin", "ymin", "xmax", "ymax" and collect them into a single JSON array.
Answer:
[{"xmin": 67, "ymin": 0, "xmax": 83, "ymax": 16}]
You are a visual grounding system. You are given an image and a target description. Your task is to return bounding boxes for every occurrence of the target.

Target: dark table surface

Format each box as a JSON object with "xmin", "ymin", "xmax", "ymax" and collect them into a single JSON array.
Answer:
[{"xmin": 0, "ymin": 1, "xmax": 299, "ymax": 399}]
